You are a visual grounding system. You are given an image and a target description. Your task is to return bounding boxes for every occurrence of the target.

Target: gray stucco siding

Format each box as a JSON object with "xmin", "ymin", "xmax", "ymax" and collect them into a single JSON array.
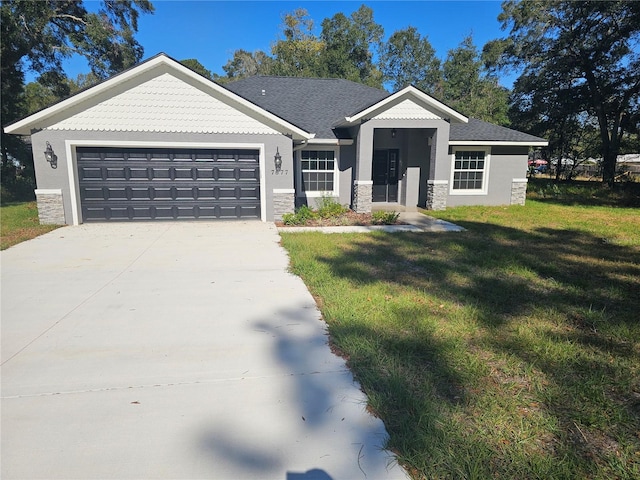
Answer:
[
  {"xmin": 445, "ymin": 145, "xmax": 529, "ymax": 207},
  {"xmin": 31, "ymin": 129, "xmax": 292, "ymax": 224}
]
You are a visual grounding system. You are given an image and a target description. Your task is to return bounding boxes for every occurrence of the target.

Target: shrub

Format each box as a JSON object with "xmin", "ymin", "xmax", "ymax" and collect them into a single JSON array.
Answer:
[
  {"xmin": 372, "ymin": 210, "xmax": 400, "ymax": 225},
  {"xmin": 282, "ymin": 205, "xmax": 318, "ymax": 225},
  {"xmin": 316, "ymin": 195, "xmax": 348, "ymax": 219}
]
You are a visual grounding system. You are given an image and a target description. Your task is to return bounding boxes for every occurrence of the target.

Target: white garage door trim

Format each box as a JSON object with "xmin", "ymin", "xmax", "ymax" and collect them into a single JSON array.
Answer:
[{"xmin": 65, "ymin": 140, "xmax": 266, "ymax": 225}]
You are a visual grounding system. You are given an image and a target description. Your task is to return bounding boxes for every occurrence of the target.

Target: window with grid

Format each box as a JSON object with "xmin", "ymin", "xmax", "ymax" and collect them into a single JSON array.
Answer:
[
  {"xmin": 300, "ymin": 150, "xmax": 335, "ymax": 192},
  {"xmin": 452, "ymin": 150, "xmax": 486, "ymax": 190}
]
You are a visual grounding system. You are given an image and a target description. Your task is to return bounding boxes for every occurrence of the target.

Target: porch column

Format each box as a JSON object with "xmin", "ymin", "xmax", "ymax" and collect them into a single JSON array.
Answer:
[
  {"xmin": 352, "ymin": 121, "xmax": 374, "ymax": 213},
  {"xmin": 425, "ymin": 122, "xmax": 450, "ymax": 210}
]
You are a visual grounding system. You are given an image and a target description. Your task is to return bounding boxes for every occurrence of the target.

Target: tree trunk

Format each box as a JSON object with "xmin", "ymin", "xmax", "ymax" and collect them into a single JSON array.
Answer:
[{"xmin": 602, "ymin": 151, "xmax": 617, "ymax": 188}]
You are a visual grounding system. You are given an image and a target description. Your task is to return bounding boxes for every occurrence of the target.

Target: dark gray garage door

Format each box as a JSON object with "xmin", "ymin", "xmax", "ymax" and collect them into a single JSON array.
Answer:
[{"xmin": 77, "ymin": 147, "xmax": 260, "ymax": 221}]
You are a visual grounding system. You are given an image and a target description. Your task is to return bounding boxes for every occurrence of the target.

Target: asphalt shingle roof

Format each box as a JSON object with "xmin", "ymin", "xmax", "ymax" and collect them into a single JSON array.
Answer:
[
  {"xmin": 225, "ymin": 76, "xmax": 389, "ymax": 138},
  {"xmin": 226, "ymin": 76, "xmax": 546, "ymax": 144},
  {"xmin": 450, "ymin": 118, "xmax": 546, "ymax": 143}
]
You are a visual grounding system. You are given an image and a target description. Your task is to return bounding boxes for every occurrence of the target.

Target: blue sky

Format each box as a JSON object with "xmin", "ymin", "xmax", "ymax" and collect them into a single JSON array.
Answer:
[{"xmin": 53, "ymin": 0, "xmax": 516, "ymax": 89}]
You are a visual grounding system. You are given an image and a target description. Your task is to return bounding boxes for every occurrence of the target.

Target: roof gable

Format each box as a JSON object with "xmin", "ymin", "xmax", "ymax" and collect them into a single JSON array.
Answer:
[
  {"xmin": 338, "ymin": 85, "xmax": 468, "ymax": 126},
  {"xmin": 46, "ymin": 72, "xmax": 279, "ymax": 134},
  {"xmin": 4, "ymin": 54, "xmax": 313, "ymax": 140},
  {"xmin": 372, "ymin": 98, "xmax": 442, "ymax": 120}
]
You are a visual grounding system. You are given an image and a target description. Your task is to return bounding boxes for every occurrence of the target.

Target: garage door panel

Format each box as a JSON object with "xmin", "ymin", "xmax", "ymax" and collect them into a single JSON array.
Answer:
[{"xmin": 77, "ymin": 147, "xmax": 261, "ymax": 221}]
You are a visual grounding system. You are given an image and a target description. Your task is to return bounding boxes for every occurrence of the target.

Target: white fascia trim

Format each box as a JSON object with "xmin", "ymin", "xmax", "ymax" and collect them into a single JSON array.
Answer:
[
  {"xmin": 5, "ymin": 55, "xmax": 314, "ymax": 140},
  {"xmin": 273, "ymin": 189, "xmax": 295, "ymax": 194},
  {"xmin": 342, "ymin": 86, "xmax": 468, "ymax": 125},
  {"xmin": 35, "ymin": 189, "xmax": 62, "ymax": 195},
  {"xmin": 449, "ymin": 140, "xmax": 548, "ymax": 146},
  {"xmin": 65, "ymin": 140, "xmax": 267, "ymax": 225},
  {"xmin": 512, "ymin": 178, "xmax": 529, "ymax": 183},
  {"xmin": 306, "ymin": 138, "xmax": 355, "ymax": 146},
  {"xmin": 427, "ymin": 180, "xmax": 449, "ymax": 185}
]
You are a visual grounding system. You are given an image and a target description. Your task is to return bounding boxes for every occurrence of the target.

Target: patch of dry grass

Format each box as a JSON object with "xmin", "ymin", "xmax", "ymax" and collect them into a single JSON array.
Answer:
[{"xmin": 1, "ymin": 202, "xmax": 61, "ymax": 250}]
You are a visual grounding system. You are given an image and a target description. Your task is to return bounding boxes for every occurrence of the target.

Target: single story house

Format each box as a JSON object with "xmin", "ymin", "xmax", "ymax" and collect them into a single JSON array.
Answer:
[{"xmin": 4, "ymin": 53, "xmax": 547, "ymax": 224}]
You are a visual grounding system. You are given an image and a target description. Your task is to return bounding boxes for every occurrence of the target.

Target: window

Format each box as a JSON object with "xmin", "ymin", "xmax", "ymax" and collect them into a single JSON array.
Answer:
[
  {"xmin": 300, "ymin": 150, "xmax": 336, "ymax": 193},
  {"xmin": 451, "ymin": 149, "xmax": 489, "ymax": 194}
]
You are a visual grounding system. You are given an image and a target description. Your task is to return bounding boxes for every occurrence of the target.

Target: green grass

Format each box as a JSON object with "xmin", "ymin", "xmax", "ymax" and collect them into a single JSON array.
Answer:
[
  {"xmin": 280, "ymin": 190, "xmax": 640, "ymax": 479},
  {"xmin": 1, "ymin": 201, "xmax": 61, "ymax": 250}
]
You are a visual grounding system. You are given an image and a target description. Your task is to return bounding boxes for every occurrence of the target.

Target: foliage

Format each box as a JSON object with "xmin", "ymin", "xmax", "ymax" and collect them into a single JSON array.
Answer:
[
  {"xmin": 315, "ymin": 196, "xmax": 349, "ymax": 219},
  {"xmin": 379, "ymin": 26, "xmax": 441, "ymax": 95},
  {"xmin": 218, "ymin": 49, "xmax": 273, "ymax": 83},
  {"xmin": 282, "ymin": 205, "xmax": 318, "ymax": 225},
  {"xmin": 218, "ymin": 6, "xmax": 384, "ymax": 87},
  {"xmin": 282, "ymin": 196, "xmax": 640, "ymax": 478},
  {"xmin": 1, "ymin": 202, "xmax": 60, "ymax": 250},
  {"xmin": 180, "ymin": 58, "xmax": 213, "ymax": 80},
  {"xmin": 371, "ymin": 210, "xmax": 400, "ymax": 225},
  {"xmin": 269, "ymin": 8, "xmax": 325, "ymax": 77},
  {"xmin": 488, "ymin": 0, "xmax": 640, "ymax": 186},
  {"xmin": 319, "ymin": 5, "xmax": 384, "ymax": 87},
  {"xmin": 443, "ymin": 35, "xmax": 510, "ymax": 125}
]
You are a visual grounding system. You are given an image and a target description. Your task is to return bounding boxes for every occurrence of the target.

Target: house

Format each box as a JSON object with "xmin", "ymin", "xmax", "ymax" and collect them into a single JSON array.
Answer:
[{"xmin": 4, "ymin": 53, "xmax": 547, "ymax": 225}]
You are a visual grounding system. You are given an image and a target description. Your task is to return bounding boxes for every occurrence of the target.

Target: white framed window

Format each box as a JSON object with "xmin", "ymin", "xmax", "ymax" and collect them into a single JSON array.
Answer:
[
  {"xmin": 299, "ymin": 148, "xmax": 338, "ymax": 196},
  {"xmin": 450, "ymin": 147, "xmax": 490, "ymax": 195}
]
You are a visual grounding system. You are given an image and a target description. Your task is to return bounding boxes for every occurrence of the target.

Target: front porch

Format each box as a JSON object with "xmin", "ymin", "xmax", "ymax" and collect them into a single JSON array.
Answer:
[{"xmin": 351, "ymin": 122, "xmax": 451, "ymax": 214}]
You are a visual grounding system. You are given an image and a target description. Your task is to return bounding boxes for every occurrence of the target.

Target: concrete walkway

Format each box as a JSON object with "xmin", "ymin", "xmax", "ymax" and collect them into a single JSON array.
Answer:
[
  {"xmin": 278, "ymin": 211, "xmax": 464, "ymax": 233},
  {"xmin": 1, "ymin": 222, "xmax": 408, "ymax": 479}
]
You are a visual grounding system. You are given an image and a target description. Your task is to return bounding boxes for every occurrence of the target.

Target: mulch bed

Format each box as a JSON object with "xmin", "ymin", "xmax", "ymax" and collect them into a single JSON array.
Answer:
[{"xmin": 276, "ymin": 210, "xmax": 407, "ymax": 227}]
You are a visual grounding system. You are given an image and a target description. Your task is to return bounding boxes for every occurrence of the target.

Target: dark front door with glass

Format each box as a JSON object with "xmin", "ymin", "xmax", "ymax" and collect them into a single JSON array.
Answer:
[{"xmin": 372, "ymin": 149, "xmax": 399, "ymax": 202}]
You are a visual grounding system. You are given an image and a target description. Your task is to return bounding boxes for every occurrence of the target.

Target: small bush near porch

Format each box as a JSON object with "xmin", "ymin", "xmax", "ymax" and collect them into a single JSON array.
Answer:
[{"xmin": 280, "ymin": 191, "xmax": 640, "ymax": 478}]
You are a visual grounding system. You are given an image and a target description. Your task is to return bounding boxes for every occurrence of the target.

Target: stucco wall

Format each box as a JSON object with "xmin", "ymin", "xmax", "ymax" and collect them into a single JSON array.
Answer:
[
  {"xmin": 445, "ymin": 145, "xmax": 529, "ymax": 207},
  {"xmin": 30, "ymin": 129, "xmax": 292, "ymax": 224}
]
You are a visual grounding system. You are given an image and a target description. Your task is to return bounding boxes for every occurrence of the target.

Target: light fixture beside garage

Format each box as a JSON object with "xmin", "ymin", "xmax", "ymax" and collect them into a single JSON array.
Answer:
[
  {"xmin": 44, "ymin": 141, "xmax": 57, "ymax": 169},
  {"xmin": 391, "ymin": 128, "xmax": 397, "ymax": 138},
  {"xmin": 274, "ymin": 147, "xmax": 282, "ymax": 172}
]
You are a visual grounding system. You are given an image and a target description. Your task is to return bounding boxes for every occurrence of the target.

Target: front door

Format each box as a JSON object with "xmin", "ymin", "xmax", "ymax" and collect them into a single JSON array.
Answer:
[{"xmin": 372, "ymin": 149, "xmax": 399, "ymax": 202}]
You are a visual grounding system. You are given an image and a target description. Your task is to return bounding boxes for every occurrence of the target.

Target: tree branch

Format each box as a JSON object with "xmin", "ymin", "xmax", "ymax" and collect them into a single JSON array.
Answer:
[{"xmin": 51, "ymin": 13, "xmax": 88, "ymax": 26}]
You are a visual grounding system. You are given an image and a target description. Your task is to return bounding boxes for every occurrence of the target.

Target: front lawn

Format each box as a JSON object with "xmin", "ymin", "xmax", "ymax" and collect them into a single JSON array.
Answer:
[
  {"xmin": 1, "ymin": 202, "xmax": 61, "ymax": 250},
  {"xmin": 280, "ymin": 199, "xmax": 640, "ymax": 479}
]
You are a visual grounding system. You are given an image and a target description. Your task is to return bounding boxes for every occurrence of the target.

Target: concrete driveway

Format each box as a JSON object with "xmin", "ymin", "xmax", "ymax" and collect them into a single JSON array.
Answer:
[{"xmin": 1, "ymin": 222, "xmax": 407, "ymax": 479}]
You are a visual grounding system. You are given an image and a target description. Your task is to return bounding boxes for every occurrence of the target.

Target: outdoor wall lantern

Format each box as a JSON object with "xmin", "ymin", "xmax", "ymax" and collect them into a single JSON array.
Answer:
[
  {"xmin": 274, "ymin": 147, "xmax": 282, "ymax": 172},
  {"xmin": 391, "ymin": 128, "xmax": 397, "ymax": 138},
  {"xmin": 44, "ymin": 141, "xmax": 57, "ymax": 169}
]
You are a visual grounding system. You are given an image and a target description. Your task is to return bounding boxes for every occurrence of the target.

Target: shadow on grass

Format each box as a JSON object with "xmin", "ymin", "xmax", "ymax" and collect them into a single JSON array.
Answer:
[{"xmin": 282, "ymin": 223, "xmax": 640, "ymax": 477}]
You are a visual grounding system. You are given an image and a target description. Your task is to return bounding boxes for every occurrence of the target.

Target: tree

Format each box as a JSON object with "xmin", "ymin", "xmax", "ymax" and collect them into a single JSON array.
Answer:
[
  {"xmin": 1, "ymin": 0, "xmax": 154, "ymax": 190},
  {"xmin": 320, "ymin": 5, "xmax": 384, "ymax": 87},
  {"xmin": 379, "ymin": 26, "xmax": 441, "ymax": 95},
  {"xmin": 489, "ymin": 0, "xmax": 640, "ymax": 186},
  {"xmin": 180, "ymin": 59, "xmax": 213, "ymax": 80},
  {"xmin": 218, "ymin": 49, "xmax": 273, "ymax": 83},
  {"xmin": 442, "ymin": 35, "xmax": 510, "ymax": 125},
  {"xmin": 270, "ymin": 8, "xmax": 325, "ymax": 77}
]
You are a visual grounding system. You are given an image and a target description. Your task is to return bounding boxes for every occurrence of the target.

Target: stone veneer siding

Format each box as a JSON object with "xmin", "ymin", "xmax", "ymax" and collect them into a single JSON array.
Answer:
[
  {"xmin": 353, "ymin": 181, "xmax": 372, "ymax": 214},
  {"xmin": 35, "ymin": 190, "xmax": 65, "ymax": 224},
  {"xmin": 426, "ymin": 181, "xmax": 448, "ymax": 210},
  {"xmin": 273, "ymin": 190, "xmax": 295, "ymax": 221},
  {"xmin": 510, "ymin": 179, "xmax": 528, "ymax": 206}
]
